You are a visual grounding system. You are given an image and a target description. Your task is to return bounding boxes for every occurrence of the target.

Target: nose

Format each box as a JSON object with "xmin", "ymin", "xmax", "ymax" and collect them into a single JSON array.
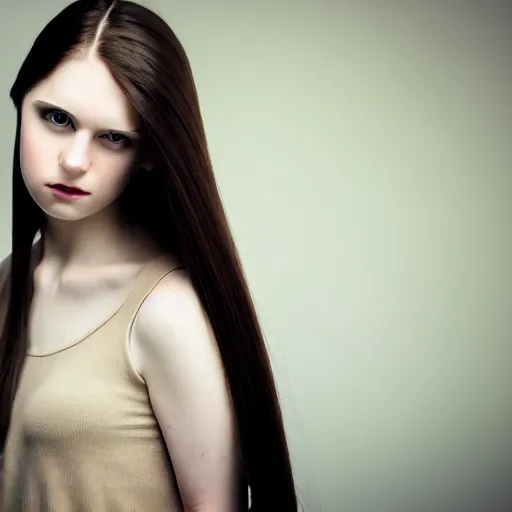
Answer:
[{"xmin": 59, "ymin": 132, "xmax": 92, "ymax": 176}]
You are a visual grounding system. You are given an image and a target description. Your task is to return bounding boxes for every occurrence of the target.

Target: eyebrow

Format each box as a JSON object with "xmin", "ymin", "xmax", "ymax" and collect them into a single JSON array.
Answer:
[{"xmin": 33, "ymin": 100, "xmax": 141, "ymax": 137}]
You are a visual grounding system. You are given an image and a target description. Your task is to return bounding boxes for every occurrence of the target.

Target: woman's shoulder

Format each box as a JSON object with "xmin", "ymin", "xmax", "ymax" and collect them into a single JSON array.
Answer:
[{"xmin": 133, "ymin": 263, "xmax": 215, "ymax": 360}]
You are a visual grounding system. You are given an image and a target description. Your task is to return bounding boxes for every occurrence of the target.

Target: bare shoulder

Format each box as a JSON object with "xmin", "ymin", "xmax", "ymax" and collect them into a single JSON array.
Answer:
[
  {"xmin": 144, "ymin": 266, "xmax": 198, "ymax": 308},
  {"xmin": 142, "ymin": 267, "xmax": 206, "ymax": 323},
  {"xmin": 134, "ymin": 267, "xmax": 216, "ymax": 361}
]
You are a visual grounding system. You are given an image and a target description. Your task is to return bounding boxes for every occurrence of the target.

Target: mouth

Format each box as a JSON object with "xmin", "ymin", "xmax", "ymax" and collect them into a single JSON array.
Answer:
[{"xmin": 47, "ymin": 183, "xmax": 90, "ymax": 196}]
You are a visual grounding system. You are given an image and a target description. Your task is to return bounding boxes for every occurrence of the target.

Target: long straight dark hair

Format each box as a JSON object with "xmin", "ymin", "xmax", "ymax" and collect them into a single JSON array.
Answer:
[{"xmin": 0, "ymin": 1, "xmax": 298, "ymax": 509}]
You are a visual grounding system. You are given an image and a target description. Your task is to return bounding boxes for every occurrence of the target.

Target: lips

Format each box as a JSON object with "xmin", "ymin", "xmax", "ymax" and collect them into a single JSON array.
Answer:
[{"xmin": 49, "ymin": 184, "xmax": 90, "ymax": 195}]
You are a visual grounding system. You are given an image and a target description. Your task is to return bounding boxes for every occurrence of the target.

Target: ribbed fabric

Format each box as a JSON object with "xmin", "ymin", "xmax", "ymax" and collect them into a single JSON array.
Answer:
[{"xmin": 1, "ymin": 256, "xmax": 184, "ymax": 511}]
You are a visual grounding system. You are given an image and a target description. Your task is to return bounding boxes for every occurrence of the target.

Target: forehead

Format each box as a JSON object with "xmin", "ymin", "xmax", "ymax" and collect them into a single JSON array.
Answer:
[{"xmin": 26, "ymin": 56, "xmax": 139, "ymax": 130}]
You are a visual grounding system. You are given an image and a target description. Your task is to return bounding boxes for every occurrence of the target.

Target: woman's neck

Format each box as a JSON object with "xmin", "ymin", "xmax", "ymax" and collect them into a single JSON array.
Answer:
[{"xmin": 41, "ymin": 209, "xmax": 158, "ymax": 270}]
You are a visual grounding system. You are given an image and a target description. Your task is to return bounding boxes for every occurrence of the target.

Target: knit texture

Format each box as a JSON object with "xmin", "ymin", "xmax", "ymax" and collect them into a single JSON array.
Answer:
[{"xmin": 1, "ymin": 256, "xmax": 183, "ymax": 511}]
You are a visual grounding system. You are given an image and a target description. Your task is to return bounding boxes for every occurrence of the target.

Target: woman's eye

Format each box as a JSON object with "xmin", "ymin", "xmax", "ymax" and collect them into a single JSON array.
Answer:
[
  {"xmin": 44, "ymin": 110, "xmax": 71, "ymax": 127},
  {"xmin": 107, "ymin": 132, "xmax": 126, "ymax": 144},
  {"xmin": 105, "ymin": 132, "xmax": 132, "ymax": 149},
  {"xmin": 39, "ymin": 108, "xmax": 131, "ymax": 149}
]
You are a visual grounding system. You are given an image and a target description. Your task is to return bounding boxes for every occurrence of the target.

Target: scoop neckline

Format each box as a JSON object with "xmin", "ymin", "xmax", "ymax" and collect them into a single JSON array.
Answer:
[{"xmin": 26, "ymin": 256, "xmax": 161, "ymax": 357}]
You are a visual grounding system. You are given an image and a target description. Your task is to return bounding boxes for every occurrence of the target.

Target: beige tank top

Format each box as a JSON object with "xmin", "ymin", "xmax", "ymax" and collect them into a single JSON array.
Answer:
[{"xmin": 1, "ymin": 256, "xmax": 184, "ymax": 511}]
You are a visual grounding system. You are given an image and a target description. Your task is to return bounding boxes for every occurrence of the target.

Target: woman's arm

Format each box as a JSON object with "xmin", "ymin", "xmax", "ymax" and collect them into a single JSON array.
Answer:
[{"xmin": 132, "ymin": 269, "xmax": 240, "ymax": 512}]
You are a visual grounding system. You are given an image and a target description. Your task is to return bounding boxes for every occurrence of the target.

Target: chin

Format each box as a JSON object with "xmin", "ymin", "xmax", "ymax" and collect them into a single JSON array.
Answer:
[
  {"xmin": 37, "ymin": 206, "xmax": 89, "ymax": 222},
  {"xmin": 23, "ymin": 185, "xmax": 85, "ymax": 220},
  {"xmin": 37, "ymin": 201, "xmax": 107, "ymax": 223},
  {"xmin": 44, "ymin": 211, "xmax": 91, "ymax": 222},
  {"xmin": 27, "ymin": 185, "xmax": 119, "ymax": 223}
]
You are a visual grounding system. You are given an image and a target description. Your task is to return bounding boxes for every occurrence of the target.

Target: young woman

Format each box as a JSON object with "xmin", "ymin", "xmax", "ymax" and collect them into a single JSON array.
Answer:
[{"xmin": 0, "ymin": 0, "xmax": 298, "ymax": 510}]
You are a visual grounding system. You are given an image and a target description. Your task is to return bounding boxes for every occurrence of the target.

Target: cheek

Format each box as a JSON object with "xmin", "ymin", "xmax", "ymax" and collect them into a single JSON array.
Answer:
[
  {"xmin": 20, "ymin": 121, "xmax": 55, "ymax": 181},
  {"xmin": 96, "ymin": 157, "xmax": 138, "ymax": 196}
]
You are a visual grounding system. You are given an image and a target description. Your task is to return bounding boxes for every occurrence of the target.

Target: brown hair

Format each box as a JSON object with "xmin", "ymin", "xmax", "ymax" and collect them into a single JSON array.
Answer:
[{"xmin": 0, "ymin": 1, "xmax": 298, "ymax": 509}]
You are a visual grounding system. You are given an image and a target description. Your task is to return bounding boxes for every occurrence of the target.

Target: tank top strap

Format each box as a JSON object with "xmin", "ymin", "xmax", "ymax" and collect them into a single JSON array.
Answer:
[{"xmin": 117, "ymin": 255, "xmax": 183, "ymax": 322}]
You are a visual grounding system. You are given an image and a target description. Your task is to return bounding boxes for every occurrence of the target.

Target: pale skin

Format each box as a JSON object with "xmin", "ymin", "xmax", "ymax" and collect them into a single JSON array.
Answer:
[{"xmin": 0, "ymin": 50, "xmax": 239, "ymax": 512}]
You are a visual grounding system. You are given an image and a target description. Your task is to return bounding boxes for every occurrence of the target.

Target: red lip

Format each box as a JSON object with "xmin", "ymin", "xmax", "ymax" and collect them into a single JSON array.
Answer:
[{"xmin": 48, "ymin": 183, "xmax": 90, "ymax": 195}]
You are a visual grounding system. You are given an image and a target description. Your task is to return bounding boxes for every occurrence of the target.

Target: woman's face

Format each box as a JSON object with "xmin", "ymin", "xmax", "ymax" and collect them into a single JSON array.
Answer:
[{"xmin": 20, "ymin": 55, "xmax": 145, "ymax": 222}]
